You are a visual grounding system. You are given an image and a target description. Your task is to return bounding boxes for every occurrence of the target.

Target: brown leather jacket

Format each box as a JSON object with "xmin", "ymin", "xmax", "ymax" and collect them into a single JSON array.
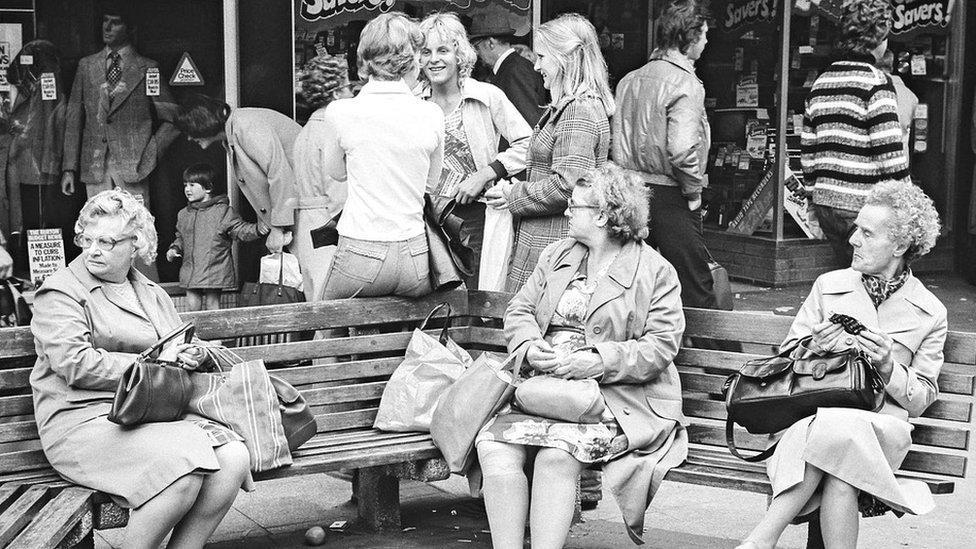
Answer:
[{"xmin": 611, "ymin": 49, "xmax": 710, "ymax": 200}]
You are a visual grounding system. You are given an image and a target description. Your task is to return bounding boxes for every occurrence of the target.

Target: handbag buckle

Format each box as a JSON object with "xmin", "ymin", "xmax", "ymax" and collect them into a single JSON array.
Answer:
[{"xmin": 813, "ymin": 361, "xmax": 827, "ymax": 380}]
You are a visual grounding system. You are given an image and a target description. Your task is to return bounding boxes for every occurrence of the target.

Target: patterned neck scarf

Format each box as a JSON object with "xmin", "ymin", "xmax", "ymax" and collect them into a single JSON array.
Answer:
[{"xmin": 861, "ymin": 268, "xmax": 910, "ymax": 308}]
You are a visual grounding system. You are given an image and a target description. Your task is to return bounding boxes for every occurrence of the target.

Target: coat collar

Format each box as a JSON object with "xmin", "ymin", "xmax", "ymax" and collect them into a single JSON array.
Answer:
[
  {"xmin": 67, "ymin": 255, "xmax": 160, "ymax": 325},
  {"xmin": 819, "ymin": 268, "xmax": 939, "ymax": 315},
  {"xmin": 542, "ymin": 239, "xmax": 642, "ymax": 325},
  {"xmin": 359, "ymin": 79, "xmax": 414, "ymax": 96},
  {"xmin": 187, "ymin": 194, "xmax": 229, "ymax": 211},
  {"xmin": 650, "ymin": 48, "xmax": 697, "ymax": 76}
]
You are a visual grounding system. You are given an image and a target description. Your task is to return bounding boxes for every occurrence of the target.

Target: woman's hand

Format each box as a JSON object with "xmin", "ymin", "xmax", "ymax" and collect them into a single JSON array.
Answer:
[
  {"xmin": 484, "ymin": 181, "xmax": 512, "ymax": 210},
  {"xmin": 525, "ymin": 340, "xmax": 559, "ymax": 373},
  {"xmin": 808, "ymin": 320, "xmax": 844, "ymax": 354},
  {"xmin": 550, "ymin": 350, "xmax": 604, "ymax": 380},
  {"xmin": 455, "ymin": 170, "xmax": 494, "ymax": 205},
  {"xmin": 857, "ymin": 328, "xmax": 895, "ymax": 381},
  {"xmin": 157, "ymin": 343, "xmax": 208, "ymax": 371}
]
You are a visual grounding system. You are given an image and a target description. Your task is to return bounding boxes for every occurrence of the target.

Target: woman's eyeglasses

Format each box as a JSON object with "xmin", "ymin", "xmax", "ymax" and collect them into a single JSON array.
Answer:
[
  {"xmin": 74, "ymin": 234, "xmax": 136, "ymax": 251},
  {"xmin": 566, "ymin": 199, "xmax": 601, "ymax": 212}
]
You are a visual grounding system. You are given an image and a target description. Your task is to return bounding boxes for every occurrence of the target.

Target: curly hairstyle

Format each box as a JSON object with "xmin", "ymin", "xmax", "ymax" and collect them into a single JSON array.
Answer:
[
  {"xmin": 864, "ymin": 179, "xmax": 941, "ymax": 264},
  {"xmin": 298, "ymin": 53, "xmax": 351, "ymax": 110},
  {"xmin": 535, "ymin": 13, "xmax": 614, "ymax": 115},
  {"xmin": 836, "ymin": 0, "xmax": 892, "ymax": 55},
  {"xmin": 175, "ymin": 94, "xmax": 231, "ymax": 139},
  {"xmin": 357, "ymin": 12, "xmax": 424, "ymax": 81},
  {"xmin": 419, "ymin": 12, "xmax": 477, "ymax": 86},
  {"xmin": 576, "ymin": 162, "xmax": 650, "ymax": 243},
  {"xmin": 656, "ymin": 0, "xmax": 711, "ymax": 54},
  {"xmin": 75, "ymin": 189, "xmax": 158, "ymax": 263}
]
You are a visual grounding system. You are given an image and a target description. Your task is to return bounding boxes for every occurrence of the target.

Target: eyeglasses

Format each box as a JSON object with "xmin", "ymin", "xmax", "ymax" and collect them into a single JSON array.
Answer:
[
  {"xmin": 566, "ymin": 199, "xmax": 601, "ymax": 212},
  {"xmin": 74, "ymin": 234, "xmax": 136, "ymax": 251}
]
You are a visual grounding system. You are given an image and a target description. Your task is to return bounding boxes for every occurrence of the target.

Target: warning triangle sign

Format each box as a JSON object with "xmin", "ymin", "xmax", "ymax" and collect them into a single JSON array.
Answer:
[{"xmin": 170, "ymin": 52, "xmax": 204, "ymax": 86}]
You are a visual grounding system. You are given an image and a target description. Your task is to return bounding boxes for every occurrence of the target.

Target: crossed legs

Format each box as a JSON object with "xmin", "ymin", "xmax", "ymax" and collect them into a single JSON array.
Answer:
[
  {"xmin": 122, "ymin": 441, "xmax": 250, "ymax": 549},
  {"xmin": 739, "ymin": 463, "xmax": 860, "ymax": 549},
  {"xmin": 477, "ymin": 440, "xmax": 587, "ymax": 549}
]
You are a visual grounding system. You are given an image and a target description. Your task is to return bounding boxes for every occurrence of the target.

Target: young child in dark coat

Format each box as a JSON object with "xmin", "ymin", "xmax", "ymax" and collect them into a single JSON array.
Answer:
[{"xmin": 166, "ymin": 163, "xmax": 268, "ymax": 311}]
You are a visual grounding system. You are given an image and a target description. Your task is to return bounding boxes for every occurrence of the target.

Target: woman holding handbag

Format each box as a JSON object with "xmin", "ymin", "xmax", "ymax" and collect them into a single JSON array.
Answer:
[
  {"xmin": 418, "ymin": 12, "xmax": 532, "ymax": 290},
  {"xmin": 30, "ymin": 189, "xmax": 250, "ymax": 549},
  {"xmin": 737, "ymin": 180, "xmax": 945, "ymax": 549},
  {"xmin": 476, "ymin": 163, "xmax": 689, "ymax": 548}
]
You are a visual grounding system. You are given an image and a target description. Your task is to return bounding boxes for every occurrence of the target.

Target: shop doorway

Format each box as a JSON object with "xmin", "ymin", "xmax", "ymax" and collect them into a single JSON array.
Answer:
[{"xmin": 33, "ymin": 0, "xmax": 225, "ymax": 281}]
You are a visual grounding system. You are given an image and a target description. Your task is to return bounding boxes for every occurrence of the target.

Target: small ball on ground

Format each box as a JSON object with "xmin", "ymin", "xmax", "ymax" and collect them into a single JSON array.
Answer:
[{"xmin": 305, "ymin": 525, "xmax": 326, "ymax": 546}]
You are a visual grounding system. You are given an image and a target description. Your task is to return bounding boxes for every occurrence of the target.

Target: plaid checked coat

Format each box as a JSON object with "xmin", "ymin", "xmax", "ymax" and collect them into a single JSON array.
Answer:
[{"xmin": 506, "ymin": 95, "xmax": 610, "ymax": 291}]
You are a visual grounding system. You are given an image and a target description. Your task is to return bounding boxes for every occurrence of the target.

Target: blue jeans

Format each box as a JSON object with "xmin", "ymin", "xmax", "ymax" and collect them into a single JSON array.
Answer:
[{"xmin": 322, "ymin": 234, "xmax": 431, "ymax": 299}]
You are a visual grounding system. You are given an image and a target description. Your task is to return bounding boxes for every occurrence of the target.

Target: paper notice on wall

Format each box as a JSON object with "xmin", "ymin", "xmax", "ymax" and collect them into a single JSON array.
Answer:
[
  {"xmin": 0, "ymin": 23, "xmax": 23, "ymax": 94},
  {"xmin": 784, "ymin": 169, "xmax": 824, "ymax": 239},
  {"xmin": 27, "ymin": 229, "xmax": 65, "ymax": 286}
]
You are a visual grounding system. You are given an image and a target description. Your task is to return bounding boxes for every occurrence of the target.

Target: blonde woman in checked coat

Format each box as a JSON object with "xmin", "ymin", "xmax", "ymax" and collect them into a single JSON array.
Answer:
[{"xmin": 484, "ymin": 14, "xmax": 613, "ymax": 292}]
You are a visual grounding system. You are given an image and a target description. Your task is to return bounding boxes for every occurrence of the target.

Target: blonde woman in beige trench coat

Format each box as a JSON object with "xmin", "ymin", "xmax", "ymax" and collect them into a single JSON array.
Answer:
[{"xmin": 30, "ymin": 190, "xmax": 250, "ymax": 549}]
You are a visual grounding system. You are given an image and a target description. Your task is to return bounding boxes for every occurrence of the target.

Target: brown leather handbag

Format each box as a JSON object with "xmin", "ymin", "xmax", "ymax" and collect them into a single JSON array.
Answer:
[
  {"xmin": 424, "ymin": 194, "xmax": 475, "ymax": 291},
  {"xmin": 514, "ymin": 376, "xmax": 606, "ymax": 424},
  {"xmin": 108, "ymin": 322, "xmax": 196, "ymax": 426},
  {"xmin": 723, "ymin": 337, "xmax": 884, "ymax": 461}
]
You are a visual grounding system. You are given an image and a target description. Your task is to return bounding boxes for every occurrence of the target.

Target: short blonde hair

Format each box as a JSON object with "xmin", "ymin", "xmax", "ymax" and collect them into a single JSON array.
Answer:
[
  {"xmin": 357, "ymin": 12, "xmax": 424, "ymax": 81},
  {"xmin": 535, "ymin": 13, "xmax": 614, "ymax": 115},
  {"xmin": 75, "ymin": 189, "xmax": 158, "ymax": 263},
  {"xmin": 864, "ymin": 180, "xmax": 941, "ymax": 264},
  {"xmin": 419, "ymin": 12, "xmax": 477, "ymax": 85},
  {"xmin": 576, "ymin": 162, "xmax": 649, "ymax": 243}
]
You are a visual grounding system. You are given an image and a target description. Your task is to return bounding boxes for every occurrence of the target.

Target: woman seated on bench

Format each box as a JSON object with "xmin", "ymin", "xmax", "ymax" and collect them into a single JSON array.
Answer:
[
  {"xmin": 477, "ymin": 163, "xmax": 689, "ymax": 548},
  {"xmin": 30, "ymin": 190, "xmax": 250, "ymax": 549},
  {"xmin": 738, "ymin": 179, "xmax": 945, "ymax": 549}
]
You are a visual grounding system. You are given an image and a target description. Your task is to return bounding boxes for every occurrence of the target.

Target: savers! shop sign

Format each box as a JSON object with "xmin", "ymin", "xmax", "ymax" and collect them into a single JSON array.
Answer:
[
  {"xmin": 889, "ymin": 0, "xmax": 953, "ymax": 35},
  {"xmin": 719, "ymin": 0, "xmax": 778, "ymax": 33}
]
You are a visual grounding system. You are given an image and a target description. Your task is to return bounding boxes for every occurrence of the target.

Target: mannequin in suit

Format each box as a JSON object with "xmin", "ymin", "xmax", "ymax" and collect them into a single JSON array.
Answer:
[
  {"xmin": 61, "ymin": 4, "xmax": 179, "ymax": 211},
  {"xmin": 470, "ymin": 27, "xmax": 546, "ymax": 128}
]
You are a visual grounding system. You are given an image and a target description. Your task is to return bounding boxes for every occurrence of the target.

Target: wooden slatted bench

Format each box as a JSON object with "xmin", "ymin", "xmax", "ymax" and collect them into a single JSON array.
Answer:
[{"xmin": 1, "ymin": 290, "xmax": 973, "ymax": 547}]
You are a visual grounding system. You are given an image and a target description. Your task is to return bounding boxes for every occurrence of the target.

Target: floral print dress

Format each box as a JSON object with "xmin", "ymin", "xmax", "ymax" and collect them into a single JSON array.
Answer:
[{"xmin": 476, "ymin": 268, "xmax": 629, "ymax": 463}]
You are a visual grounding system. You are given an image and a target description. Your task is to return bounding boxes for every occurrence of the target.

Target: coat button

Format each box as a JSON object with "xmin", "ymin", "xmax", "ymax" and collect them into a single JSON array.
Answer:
[
  {"xmin": 623, "ymin": 407, "xmax": 631, "ymax": 415},
  {"xmin": 593, "ymin": 326, "xmax": 602, "ymax": 334},
  {"xmin": 101, "ymin": 137, "xmax": 108, "ymax": 143},
  {"xmin": 845, "ymin": 337, "xmax": 854, "ymax": 345},
  {"xmin": 260, "ymin": 208, "xmax": 267, "ymax": 213},
  {"xmin": 239, "ymin": 178, "xmax": 246, "ymax": 184}
]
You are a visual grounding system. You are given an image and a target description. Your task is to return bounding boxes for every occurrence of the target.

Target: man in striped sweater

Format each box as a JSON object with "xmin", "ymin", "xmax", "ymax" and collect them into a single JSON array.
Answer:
[{"xmin": 802, "ymin": 0, "xmax": 909, "ymax": 263}]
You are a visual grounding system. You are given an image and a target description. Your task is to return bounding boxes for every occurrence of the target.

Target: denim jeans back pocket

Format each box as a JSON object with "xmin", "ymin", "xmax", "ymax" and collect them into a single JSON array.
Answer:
[
  {"xmin": 405, "ymin": 235, "xmax": 429, "ymax": 282},
  {"xmin": 333, "ymin": 238, "xmax": 387, "ymax": 284}
]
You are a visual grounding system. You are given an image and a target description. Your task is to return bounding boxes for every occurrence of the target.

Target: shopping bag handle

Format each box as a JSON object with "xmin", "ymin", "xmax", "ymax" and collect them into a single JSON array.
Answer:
[
  {"xmin": 140, "ymin": 322, "xmax": 195, "ymax": 360},
  {"xmin": 419, "ymin": 302, "xmax": 452, "ymax": 345}
]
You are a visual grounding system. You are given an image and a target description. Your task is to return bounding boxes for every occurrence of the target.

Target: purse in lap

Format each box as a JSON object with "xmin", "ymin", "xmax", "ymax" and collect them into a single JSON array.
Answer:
[{"xmin": 514, "ymin": 376, "xmax": 606, "ymax": 424}]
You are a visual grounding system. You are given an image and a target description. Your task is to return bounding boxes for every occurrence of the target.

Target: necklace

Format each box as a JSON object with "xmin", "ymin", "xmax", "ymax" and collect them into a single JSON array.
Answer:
[{"xmin": 579, "ymin": 249, "xmax": 621, "ymax": 296}]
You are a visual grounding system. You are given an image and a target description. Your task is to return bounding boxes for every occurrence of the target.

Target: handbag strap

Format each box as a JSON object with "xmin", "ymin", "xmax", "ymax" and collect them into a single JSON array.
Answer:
[
  {"xmin": 277, "ymin": 253, "xmax": 285, "ymax": 297},
  {"xmin": 725, "ymin": 417, "xmax": 777, "ymax": 462},
  {"xmin": 419, "ymin": 302, "xmax": 452, "ymax": 345},
  {"xmin": 140, "ymin": 322, "xmax": 195, "ymax": 360}
]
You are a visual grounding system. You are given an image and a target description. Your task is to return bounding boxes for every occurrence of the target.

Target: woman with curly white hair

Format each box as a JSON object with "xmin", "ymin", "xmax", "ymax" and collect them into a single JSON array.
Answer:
[
  {"xmin": 418, "ymin": 12, "xmax": 531, "ymax": 289},
  {"xmin": 317, "ymin": 12, "xmax": 444, "ymax": 299},
  {"xmin": 738, "ymin": 179, "xmax": 946, "ymax": 549},
  {"xmin": 31, "ymin": 189, "xmax": 251, "ymax": 548}
]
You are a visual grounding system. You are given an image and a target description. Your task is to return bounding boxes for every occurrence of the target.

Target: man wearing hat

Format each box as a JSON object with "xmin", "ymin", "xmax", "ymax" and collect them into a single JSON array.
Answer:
[{"xmin": 469, "ymin": 22, "xmax": 547, "ymax": 128}]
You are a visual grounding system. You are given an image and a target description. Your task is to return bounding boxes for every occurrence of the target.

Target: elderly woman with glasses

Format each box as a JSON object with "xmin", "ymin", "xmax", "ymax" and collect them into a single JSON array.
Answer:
[
  {"xmin": 738, "ymin": 180, "xmax": 945, "ymax": 549},
  {"xmin": 30, "ymin": 189, "xmax": 251, "ymax": 549},
  {"xmin": 477, "ymin": 163, "xmax": 689, "ymax": 548}
]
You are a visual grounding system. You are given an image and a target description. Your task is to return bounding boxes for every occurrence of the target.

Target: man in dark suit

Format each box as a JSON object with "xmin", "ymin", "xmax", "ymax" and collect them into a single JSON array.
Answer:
[
  {"xmin": 61, "ymin": 3, "xmax": 179, "ymax": 210},
  {"xmin": 469, "ymin": 24, "xmax": 547, "ymax": 128}
]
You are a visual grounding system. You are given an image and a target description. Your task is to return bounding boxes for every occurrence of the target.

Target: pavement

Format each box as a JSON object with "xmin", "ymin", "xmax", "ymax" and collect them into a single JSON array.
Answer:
[{"xmin": 93, "ymin": 273, "xmax": 976, "ymax": 548}]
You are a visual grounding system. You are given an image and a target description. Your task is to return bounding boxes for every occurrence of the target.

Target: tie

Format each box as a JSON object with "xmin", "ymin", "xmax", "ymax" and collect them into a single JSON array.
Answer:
[{"xmin": 106, "ymin": 52, "xmax": 122, "ymax": 89}]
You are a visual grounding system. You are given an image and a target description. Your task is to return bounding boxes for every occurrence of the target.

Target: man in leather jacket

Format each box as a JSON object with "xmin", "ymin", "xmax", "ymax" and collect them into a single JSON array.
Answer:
[{"xmin": 611, "ymin": 0, "xmax": 717, "ymax": 309}]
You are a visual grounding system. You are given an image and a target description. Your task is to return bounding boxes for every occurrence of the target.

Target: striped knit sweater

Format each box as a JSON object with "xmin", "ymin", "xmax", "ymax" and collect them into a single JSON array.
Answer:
[{"xmin": 801, "ymin": 58, "xmax": 910, "ymax": 212}]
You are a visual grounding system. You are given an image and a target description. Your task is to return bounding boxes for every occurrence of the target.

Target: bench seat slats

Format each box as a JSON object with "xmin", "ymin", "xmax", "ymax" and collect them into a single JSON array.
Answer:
[
  {"xmin": 0, "ymin": 484, "xmax": 25, "ymax": 511},
  {"xmin": 7, "ymin": 487, "xmax": 93, "ymax": 549},
  {"xmin": 271, "ymin": 358, "xmax": 402, "ymax": 387},
  {"xmin": 0, "ymin": 485, "xmax": 52, "ymax": 546},
  {"xmin": 0, "ymin": 396, "xmax": 33, "ymax": 419},
  {"xmin": 304, "ymin": 382, "xmax": 386, "ymax": 407},
  {"xmin": 298, "ymin": 430, "xmax": 431, "ymax": 452},
  {"xmin": 254, "ymin": 440, "xmax": 441, "ymax": 482},
  {"xmin": 681, "ymin": 398, "xmax": 971, "ymax": 450},
  {"xmin": 314, "ymin": 408, "xmax": 380, "ymax": 432},
  {"xmin": 0, "ymin": 421, "xmax": 38, "ymax": 445}
]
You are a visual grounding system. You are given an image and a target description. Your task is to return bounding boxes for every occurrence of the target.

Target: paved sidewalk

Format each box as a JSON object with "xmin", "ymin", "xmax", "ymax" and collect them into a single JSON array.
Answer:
[{"xmin": 94, "ymin": 273, "xmax": 976, "ymax": 548}]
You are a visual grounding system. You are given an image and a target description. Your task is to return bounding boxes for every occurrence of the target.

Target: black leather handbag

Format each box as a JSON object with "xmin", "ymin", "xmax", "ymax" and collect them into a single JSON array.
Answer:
[
  {"xmin": 108, "ymin": 322, "xmax": 196, "ymax": 426},
  {"xmin": 723, "ymin": 337, "xmax": 884, "ymax": 461}
]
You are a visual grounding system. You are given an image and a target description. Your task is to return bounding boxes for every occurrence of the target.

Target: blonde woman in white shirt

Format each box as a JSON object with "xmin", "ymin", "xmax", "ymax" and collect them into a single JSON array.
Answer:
[{"xmin": 317, "ymin": 12, "xmax": 445, "ymax": 299}]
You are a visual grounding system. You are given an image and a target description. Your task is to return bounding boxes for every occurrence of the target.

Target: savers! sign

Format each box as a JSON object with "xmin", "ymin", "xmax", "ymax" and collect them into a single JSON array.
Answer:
[
  {"xmin": 889, "ymin": 0, "xmax": 953, "ymax": 35},
  {"xmin": 720, "ymin": 0, "xmax": 778, "ymax": 32}
]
